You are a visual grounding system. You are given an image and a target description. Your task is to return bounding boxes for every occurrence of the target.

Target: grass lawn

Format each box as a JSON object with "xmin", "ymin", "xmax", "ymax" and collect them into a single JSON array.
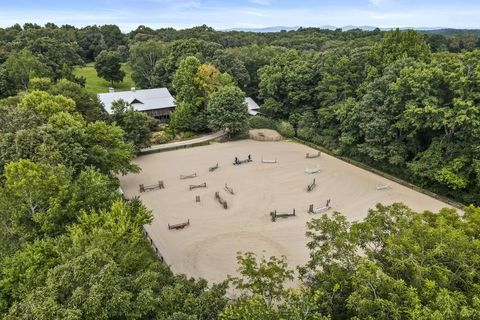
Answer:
[{"xmin": 73, "ymin": 62, "xmax": 135, "ymax": 95}]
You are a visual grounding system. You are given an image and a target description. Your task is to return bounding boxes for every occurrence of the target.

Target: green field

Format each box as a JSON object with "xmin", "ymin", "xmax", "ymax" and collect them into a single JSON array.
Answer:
[{"xmin": 73, "ymin": 62, "xmax": 135, "ymax": 94}]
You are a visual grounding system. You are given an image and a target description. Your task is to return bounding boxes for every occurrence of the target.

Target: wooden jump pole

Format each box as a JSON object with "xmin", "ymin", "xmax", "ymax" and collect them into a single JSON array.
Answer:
[
  {"xmin": 209, "ymin": 163, "xmax": 219, "ymax": 172},
  {"xmin": 139, "ymin": 180, "xmax": 165, "ymax": 193},
  {"xmin": 180, "ymin": 173, "xmax": 197, "ymax": 180},
  {"xmin": 233, "ymin": 154, "xmax": 253, "ymax": 165},
  {"xmin": 168, "ymin": 219, "xmax": 190, "ymax": 230},
  {"xmin": 270, "ymin": 209, "xmax": 296, "ymax": 222},
  {"xmin": 224, "ymin": 183, "xmax": 234, "ymax": 195},
  {"xmin": 215, "ymin": 191, "xmax": 228, "ymax": 209},
  {"xmin": 189, "ymin": 182, "xmax": 207, "ymax": 190}
]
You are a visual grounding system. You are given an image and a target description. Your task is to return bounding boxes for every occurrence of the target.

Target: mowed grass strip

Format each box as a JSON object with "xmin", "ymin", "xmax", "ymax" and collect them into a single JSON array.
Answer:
[{"xmin": 73, "ymin": 62, "xmax": 135, "ymax": 95}]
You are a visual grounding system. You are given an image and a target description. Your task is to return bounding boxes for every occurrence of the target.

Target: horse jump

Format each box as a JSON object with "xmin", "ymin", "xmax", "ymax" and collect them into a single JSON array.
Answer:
[
  {"xmin": 209, "ymin": 163, "xmax": 219, "ymax": 172},
  {"xmin": 270, "ymin": 209, "xmax": 296, "ymax": 222},
  {"xmin": 215, "ymin": 191, "xmax": 228, "ymax": 209},
  {"xmin": 307, "ymin": 178, "xmax": 316, "ymax": 192},
  {"xmin": 305, "ymin": 166, "xmax": 321, "ymax": 174},
  {"xmin": 306, "ymin": 151, "xmax": 321, "ymax": 159},
  {"xmin": 139, "ymin": 181, "xmax": 165, "ymax": 193},
  {"xmin": 233, "ymin": 155, "xmax": 252, "ymax": 165},
  {"xmin": 308, "ymin": 199, "xmax": 331, "ymax": 214},
  {"xmin": 189, "ymin": 182, "xmax": 207, "ymax": 190},
  {"xmin": 168, "ymin": 219, "xmax": 190, "ymax": 230},
  {"xmin": 376, "ymin": 184, "xmax": 392, "ymax": 191},
  {"xmin": 224, "ymin": 183, "xmax": 234, "ymax": 195},
  {"xmin": 180, "ymin": 173, "xmax": 197, "ymax": 179},
  {"xmin": 261, "ymin": 158, "xmax": 277, "ymax": 164}
]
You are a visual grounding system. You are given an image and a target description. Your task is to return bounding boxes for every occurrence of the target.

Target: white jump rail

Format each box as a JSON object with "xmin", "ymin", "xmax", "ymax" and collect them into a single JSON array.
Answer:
[
  {"xmin": 376, "ymin": 184, "xmax": 392, "ymax": 191},
  {"xmin": 305, "ymin": 166, "xmax": 321, "ymax": 174},
  {"xmin": 261, "ymin": 158, "xmax": 277, "ymax": 163}
]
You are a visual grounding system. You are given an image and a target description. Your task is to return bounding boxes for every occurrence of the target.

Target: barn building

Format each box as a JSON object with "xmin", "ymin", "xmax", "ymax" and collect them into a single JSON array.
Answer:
[
  {"xmin": 98, "ymin": 87, "xmax": 176, "ymax": 122},
  {"xmin": 98, "ymin": 87, "xmax": 261, "ymax": 122}
]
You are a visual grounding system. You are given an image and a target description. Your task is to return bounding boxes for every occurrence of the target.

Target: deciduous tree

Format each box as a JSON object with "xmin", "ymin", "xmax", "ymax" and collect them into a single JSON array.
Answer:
[
  {"xmin": 206, "ymin": 85, "xmax": 248, "ymax": 135},
  {"xmin": 94, "ymin": 50, "xmax": 125, "ymax": 86}
]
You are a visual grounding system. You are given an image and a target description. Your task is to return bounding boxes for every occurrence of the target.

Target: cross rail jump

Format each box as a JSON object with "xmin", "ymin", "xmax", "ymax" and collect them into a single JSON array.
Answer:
[
  {"xmin": 307, "ymin": 178, "xmax": 316, "ymax": 192},
  {"xmin": 139, "ymin": 181, "xmax": 165, "ymax": 193},
  {"xmin": 233, "ymin": 154, "xmax": 252, "ymax": 165},
  {"xmin": 209, "ymin": 163, "xmax": 219, "ymax": 172},
  {"xmin": 270, "ymin": 209, "xmax": 296, "ymax": 222},
  {"xmin": 224, "ymin": 183, "xmax": 234, "ymax": 195},
  {"xmin": 215, "ymin": 191, "xmax": 228, "ymax": 209},
  {"xmin": 308, "ymin": 199, "xmax": 331, "ymax": 214},
  {"xmin": 168, "ymin": 219, "xmax": 190, "ymax": 230},
  {"xmin": 189, "ymin": 182, "xmax": 207, "ymax": 190},
  {"xmin": 180, "ymin": 173, "xmax": 197, "ymax": 179},
  {"xmin": 306, "ymin": 151, "xmax": 321, "ymax": 159}
]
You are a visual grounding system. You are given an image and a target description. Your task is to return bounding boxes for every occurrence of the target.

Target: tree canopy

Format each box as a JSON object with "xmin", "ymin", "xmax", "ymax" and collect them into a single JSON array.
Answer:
[
  {"xmin": 94, "ymin": 50, "xmax": 125, "ymax": 86},
  {"xmin": 1, "ymin": 23, "xmax": 480, "ymax": 319},
  {"xmin": 206, "ymin": 85, "xmax": 248, "ymax": 135}
]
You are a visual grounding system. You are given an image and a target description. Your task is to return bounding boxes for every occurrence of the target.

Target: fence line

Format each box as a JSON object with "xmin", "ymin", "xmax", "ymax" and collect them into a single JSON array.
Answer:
[
  {"xmin": 139, "ymin": 131, "xmax": 228, "ymax": 155},
  {"xmin": 142, "ymin": 227, "xmax": 165, "ymax": 262},
  {"xmin": 291, "ymin": 137, "xmax": 465, "ymax": 210}
]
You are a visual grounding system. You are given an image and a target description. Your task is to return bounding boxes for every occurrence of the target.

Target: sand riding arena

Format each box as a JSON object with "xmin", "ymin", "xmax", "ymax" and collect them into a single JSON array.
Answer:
[{"xmin": 119, "ymin": 132, "xmax": 455, "ymax": 284}]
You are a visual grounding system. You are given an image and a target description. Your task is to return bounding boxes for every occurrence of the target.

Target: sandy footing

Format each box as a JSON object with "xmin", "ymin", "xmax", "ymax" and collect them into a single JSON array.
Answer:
[{"xmin": 120, "ymin": 139, "xmax": 455, "ymax": 284}]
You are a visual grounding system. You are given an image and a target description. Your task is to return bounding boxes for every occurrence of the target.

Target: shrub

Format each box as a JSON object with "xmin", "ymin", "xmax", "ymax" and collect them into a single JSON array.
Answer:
[
  {"xmin": 276, "ymin": 121, "xmax": 294, "ymax": 138},
  {"xmin": 150, "ymin": 131, "xmax": 174, "ymax": 145},
  {"xmin": 177, "ymin": 131, "xmax": 197, "ymax": 140},
  {"xmin": 248, "ymin": 116, "xmax": 277, "ymax": 130}
]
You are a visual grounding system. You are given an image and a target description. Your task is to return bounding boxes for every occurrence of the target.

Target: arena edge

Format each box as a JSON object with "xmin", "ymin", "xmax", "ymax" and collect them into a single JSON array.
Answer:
[{"xmin": 290, "ymin": 136, "xmax": 465, "ymax": 210}]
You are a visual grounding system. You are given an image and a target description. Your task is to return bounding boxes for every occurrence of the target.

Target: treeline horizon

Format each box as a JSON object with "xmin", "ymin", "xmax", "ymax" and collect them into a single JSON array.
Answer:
[{"xmin": 1, "ymin": 21, "xmax": 480, "ymax": 204}]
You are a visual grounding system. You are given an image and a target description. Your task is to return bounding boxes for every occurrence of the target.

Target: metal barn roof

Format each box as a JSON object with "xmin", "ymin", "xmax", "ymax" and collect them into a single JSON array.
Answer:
[
  {"xmin": 246, "ymin": 97, "xmax": 261, "ymax": 116},
  {"xmin": 98, "ymin": 88, "xmax": 176, "ymax": 114}
]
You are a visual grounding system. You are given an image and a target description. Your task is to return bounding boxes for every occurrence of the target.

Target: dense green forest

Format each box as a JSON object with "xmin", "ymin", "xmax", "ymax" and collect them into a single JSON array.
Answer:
[
  {"xmin": 1, "ymin": 23, "xmax": 479, "ymax": 203},
  {"xmin": 1, "ymin": 23, "xmax": 480, "ymax": 319}
]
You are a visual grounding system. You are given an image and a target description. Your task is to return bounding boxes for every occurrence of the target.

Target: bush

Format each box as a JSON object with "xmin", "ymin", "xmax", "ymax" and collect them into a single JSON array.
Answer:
[
  {"xmin": 248, "ymin": 116, "xmax": 277, "ymax": 130},
  {"xmin": 276, "ymin": 121, "xmax": 295, "ymax": 138},
  {"xmin": 232, "ymin": 130, "xmax": 250, "ymax": 140},
  {"xmin": 177, "ymin": 131, "xmax": 197, "ymax": 140},
  {"xmin": 150, "ymin": 131, "xmax": 174, "ymax": 145}
]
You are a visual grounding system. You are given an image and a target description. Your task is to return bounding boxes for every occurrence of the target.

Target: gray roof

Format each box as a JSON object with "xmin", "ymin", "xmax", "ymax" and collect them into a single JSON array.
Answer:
[
  {"xmin": 245, "ymin": 97, "xmax": 260, "ymax": 116},
  {"xmin": 98, "ymin": 88, "xmax": 175, "ymax": 114}
]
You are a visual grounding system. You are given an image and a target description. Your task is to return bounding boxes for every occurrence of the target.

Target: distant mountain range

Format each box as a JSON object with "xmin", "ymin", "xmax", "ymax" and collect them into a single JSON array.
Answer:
[{"xmin": 222, "ymin": 26, "xmax": 479, "ymax": 33}]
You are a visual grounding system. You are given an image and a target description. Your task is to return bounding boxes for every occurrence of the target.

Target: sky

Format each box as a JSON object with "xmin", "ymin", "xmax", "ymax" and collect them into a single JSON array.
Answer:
[{"xmin": 0, "ymin": 0, "xmax": 479, "ymax": 31}]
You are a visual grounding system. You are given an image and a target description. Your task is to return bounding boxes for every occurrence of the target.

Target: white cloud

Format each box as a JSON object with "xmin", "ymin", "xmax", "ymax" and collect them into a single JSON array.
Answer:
[
  {"xmin": 369, "ymin": 0, "xmax": 388, "ymax": 5},
  {"xmin": 239, "ymin": 10, "xmax": 266, "ymax": 17},
  {"xmin": 249, "ymin": 0, "xmax": 271, "ymax": 6},
  {"xmin": 1, "ymin": 1, "xmax": 479, "ymax": 31}
]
